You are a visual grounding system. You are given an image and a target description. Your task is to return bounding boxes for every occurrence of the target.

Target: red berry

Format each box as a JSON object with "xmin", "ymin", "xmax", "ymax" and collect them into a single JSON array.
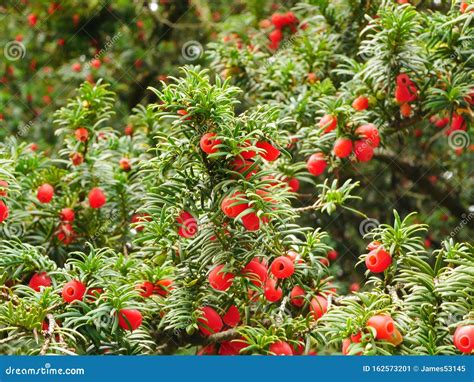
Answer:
[
  {"xmin": 62, "ymin": 280, "xmax": 86, "ymax": 303},
  {"xmin": 0, "ymin": 180, "xmax": 8, "ymax": 196},
  {"xmin": 221, "ymin": 192, "xmax": 249, "ymax": 218},
  {"xmin": 29, "ymin": 272, "xmax": 52, "ymax": 291},
  {"xmin": 229, "ymin": 157, "xmax": 258, "ymax": 179},
  {"xmin": 264, "ymin": 278, "xmax": 282, "ymax": 302},
  {"xmin": 28, "ymin": 14, "xmax": 38, "ymax": 26},
  {"xmin": 177, "ymin": 109, "xmax": 188, "ymax": 116},
  {"xmin": 242, "ymin": 212, "xmax": 260, "ymax": 231},
  {"xmin": 70, "ymin": 152, "xmax": 83, "ymax": 166},
  {"xmin": 319, "ymin": 114, "xmax": 337, "ymax": 133},
  {"xmin": 333, "ymin": 138, "xmax": 353, "ymax": 158},
  {"xmin": 350, "ymin": 283, "xmax": 360, "ymax": 292},
  {"xmin": 268, "ymin": 29, "xmax": 283, "ymax": 49},
  {"xmin": 342, "ymin": 338, "xmax": 351, "ymax": 355},
  {"xmin": 119, "ymin": 158, "xmax": 131, "ymax": 171},
  {"xmin": 310, "ymin": 295, "xmax": 328, "ymax": 319},
  {"xmin": 367, "ymin": 240, "xmax": 381, "ymax": 251},
  {"xmin": 0, "ymin": 201, "xmax": 8, "ymax": 223},
  {"xmin": 72, "ymin": 63, "xmax": 81, "ymax": 72},
  {"xmin": 208, "ymin": 265, "xmax": 234, "ymax": 291},
  {"xmin": 365, "ymin": 247, "xmax": 392, "ymax": 273},
  {"xmin": 197, "ymin": 306, "xmax": 223, "ymax": 336},
  {"xmin": 290, "ymin": 285, "xmax": 306, "ymax": 307},
  {"xmin": 355, "ymin": 124, "xmax": 380, "ymax": 147},
  {"xmin": 91, "ymin": 59, "xmax": 101, "ymax": 69},
  {"xmin": 60, "ymin": 208, "xmax": 75, "ymax": 222},
  {"xmin": 352, "ymin": 96, "xmax": 369, "ymax": 111},
  {"xmin": 124, "ymin": 125, "xmax": 134, "ymax": 136},
  {"xmin": 367, "ymin": 315, "xmax": 395, "ymax": 340},
  {"xmin": 197, "ymin": 344, "xmax": 216, "ymax": 355},
  {"xmin": 256, "ymin": 141, "xmax": 280, "ymax": 161},
  {"xmin": 131, "ymin": 213, "xmax": 150, "ymax": 232},
  {"xmin": 242, "ymin": 258, "xmax": 268, "ymax": 287},
  {"xmin": 307, "ymin": 153, "xmax": 327, "ymax": 176},
  {"xmin": 270, "ymin": 13, "xmax": 287, "ymax": 29},
  {"xmin": 270, "ymin": 256, "xmax": 295, "ymax": 279},
  {"xmin": 118, "ymin": 309, "xmax": 143, "ymax": 331},
  {"xmin": 200, "ymin": 133, "xmax": 221, "ymax": 154},
  {"xmin": 395, "ymin": 74, "xmax": 417, "ymax": 103},
  {"xmin": 351, "ymin": 332, "xmax": 362, "ymax": 343},
  {"xmin": 222, "ymin": 305, "xmax": 240, "ymax": 327},
  {"xmin": 327, "ymin": 250, "xmax": 338, "ymax": 261},
  {"xmin": 286, "ymin": 177, "xmax": 300, "ymax": 193},
  {"xmin": 400, "ymin": 103, "xmax": 412, "ymax": 118},
  {"xmin": 56, "ymin": 223, "xmax": 75, "ymax": 245},
  {"xmin": 218, "ymin": 339, "xmax": 247, "ymax": 355},
  {"xmin": 453, "ymin": 325, "xmax": 474, "ymax": 354},
  {"xmin": 240, "ymin": 140, "xmax": 256, "ymax": 159},
  {"xmin": 307, "ymin": 72, "xmax": 317, "ymax": 84},
  {"xmin": 86, "ymin": 288, "xmax": 103, "ymax": 301},
  {"xmin": 75, "ymin": 127, "xmax": 89, "ymax": 142},
  {"xmin": 37, "ymin": 184, "xmax": 54, "ymax": 204},
  {"xmin": 269, "ymin": 341, "xmax": 293, "ymax": 355},
  {"xmin": 88, "ymin": 187, "xmax": 106, "ymax": 209},
  {"xmin": 176, "ymin": 211, "xmax": 198, "ymax": 238},
  {"xmin": 354, "ymin": 140, "xmax": 374, "ymax": 162},
  {"xmin": 138, "ymin": 281, "xmax": 154, "ymax": 297},
  {"xmin": 154, "ymin": 279, "xmax": 173, "ymax": 296}
]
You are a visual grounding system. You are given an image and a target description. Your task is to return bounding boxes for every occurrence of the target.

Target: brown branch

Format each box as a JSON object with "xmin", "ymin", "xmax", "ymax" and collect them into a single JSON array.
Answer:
[{"xmin": 39, "ymin": 314, "xmax": 55, "ymax": 355}]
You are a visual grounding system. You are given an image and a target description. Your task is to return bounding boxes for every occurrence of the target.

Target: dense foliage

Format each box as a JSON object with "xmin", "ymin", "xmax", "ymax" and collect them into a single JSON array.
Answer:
[{"xmin": 0, "ymin": 0, "xmax": 472, "ymax": 355}]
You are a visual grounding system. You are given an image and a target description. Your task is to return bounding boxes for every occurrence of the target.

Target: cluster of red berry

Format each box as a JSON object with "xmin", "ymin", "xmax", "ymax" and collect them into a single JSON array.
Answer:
[
  {"xmin": 307, "ymin": 117, "xmax": 380, "ymax": 177},
  {"xmin": 35, "ymin": 182, "xmax": 106, "ymax": 245},
  {"xmin": 197, "ymin": 251, "xmax": 330, "ymax": 354},
  {"xmin": 198, "ymin": 124, "xmax": 284, "ymax": 232},
  {"xmin": 28, "ymin": 272, "xmax": 143, "ymax": 332},
  {"xmin": 264, "ymin": 11, "xmax": 301, "ymax": 50},
  {"xmin": 0, "ymin": 180, "xmax": 9, "ymax": 223},
  {"xmin": 395, "ymin": 74, "xmax": 418, "ymax": 118}
]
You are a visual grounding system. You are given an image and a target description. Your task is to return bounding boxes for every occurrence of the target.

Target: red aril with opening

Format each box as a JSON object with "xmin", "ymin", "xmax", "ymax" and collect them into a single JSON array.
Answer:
[
  {"xmin": 270, "ymin": 256, "xmax": 295, "ymax": 279},
  {"xmin": 365, "ymin": 247, "xmax": 392, "ymax": 273},
  {"xmin": 200, "ymin": 133, "xmax": 221, "ymax": 154},
  {"xmin": 62, "ymin": 280, "xmax": 86, "ymax": 303},
  {"xmin": 367, "ymin": 315, "xmax": 395, "ymax": 340},
  {"xmin": 453, "ymin": 325, "xmax": 474, "ymax": 354}
]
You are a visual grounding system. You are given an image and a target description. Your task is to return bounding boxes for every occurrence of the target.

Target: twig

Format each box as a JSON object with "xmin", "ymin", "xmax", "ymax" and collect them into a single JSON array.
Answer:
[{"xmin": 39, "ymin": 314, "xmax": 55, "ymax": 355}]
